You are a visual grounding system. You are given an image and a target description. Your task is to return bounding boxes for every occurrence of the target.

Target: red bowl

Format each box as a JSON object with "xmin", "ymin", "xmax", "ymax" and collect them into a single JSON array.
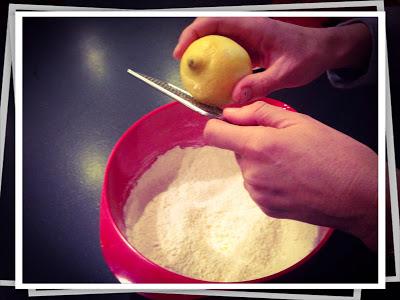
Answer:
[{"xmin": 100, "ymin": 97, "xmax": 333, "ymax": 288}]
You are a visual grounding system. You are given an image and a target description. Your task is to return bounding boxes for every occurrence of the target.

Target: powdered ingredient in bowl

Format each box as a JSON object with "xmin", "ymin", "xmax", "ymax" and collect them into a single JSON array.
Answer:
[{"xmin": 124, "ymin": 146, "xmax": 319, "ymax": 282}]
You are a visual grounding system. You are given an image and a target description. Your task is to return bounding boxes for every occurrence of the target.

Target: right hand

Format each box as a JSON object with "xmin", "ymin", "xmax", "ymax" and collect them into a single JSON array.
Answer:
[
  {"xmin": 174, "ymin": 17, "xmax": 371, "ymax": 104},
  {"xmin": 203, "ymin": 101, "xmax": 378, "ymax": 251}
]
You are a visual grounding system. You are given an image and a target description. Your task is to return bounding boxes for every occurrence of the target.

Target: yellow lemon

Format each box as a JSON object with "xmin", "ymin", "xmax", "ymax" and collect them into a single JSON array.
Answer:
[{"xmin": 180, "ymin": 35, "xmax": 252, "ymax": 107}]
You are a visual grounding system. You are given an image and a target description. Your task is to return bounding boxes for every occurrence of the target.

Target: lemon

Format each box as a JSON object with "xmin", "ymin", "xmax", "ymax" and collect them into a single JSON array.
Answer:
[{"xmin": 180, "ymin": 35, "xmax": 252, "ymax": 107}]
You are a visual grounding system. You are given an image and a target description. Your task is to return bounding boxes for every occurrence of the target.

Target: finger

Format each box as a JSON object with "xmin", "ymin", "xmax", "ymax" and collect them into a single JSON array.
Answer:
[
  {"xmin": 173, "ymin": 18, "xmax": 220, "ymax": 59},
  {"xmin": 223, "ymin": 101, "xmax": 297, "ymax": 128},
  {"xmin": 243, "ymin": 182, "xmax": 289, "ymax": 219},
  {"xmin": 203, "ymin": 119, "xmax": 268, "ymax": 155},
  {"xmin": 231, "ymin": 65, "xmax": 283, "ymax": 103},
  {"xmin": 173, "ymin": 17, "xmax": 265, "ymax": 60}
]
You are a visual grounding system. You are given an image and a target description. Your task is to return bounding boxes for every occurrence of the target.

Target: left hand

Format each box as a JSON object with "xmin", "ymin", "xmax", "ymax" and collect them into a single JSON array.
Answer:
[{"xmin": 174, "ymin": 17, "xmax": 372, "ymax": 104}]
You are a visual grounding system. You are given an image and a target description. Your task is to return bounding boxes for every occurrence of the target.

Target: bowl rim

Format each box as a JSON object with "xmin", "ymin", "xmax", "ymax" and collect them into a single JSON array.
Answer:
[{"xmin": 101, "ymin": 99, "xmax": 335, "ymax": 284}]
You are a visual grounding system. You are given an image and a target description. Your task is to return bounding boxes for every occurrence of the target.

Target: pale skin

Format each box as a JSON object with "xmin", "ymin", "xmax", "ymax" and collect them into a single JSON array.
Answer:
[
  {"xmin": 174, "ymin": 17, "xmax": 372, "ymax": 103},
  {"xmin": 174, "ymin": 17, "xmax": 377, "ymax": 251}
]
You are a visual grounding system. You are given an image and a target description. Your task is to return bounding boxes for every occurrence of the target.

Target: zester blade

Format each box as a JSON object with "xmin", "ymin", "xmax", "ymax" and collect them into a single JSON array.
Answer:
[{"xmin": 127, "ymin": 69, "xmax": 223, "ymax": 119}]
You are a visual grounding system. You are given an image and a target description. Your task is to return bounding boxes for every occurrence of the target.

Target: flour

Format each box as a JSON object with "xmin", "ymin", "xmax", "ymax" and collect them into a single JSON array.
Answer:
[{"xmin": 124, "ymin": 146, "xmax": 320, "ymax": 282}]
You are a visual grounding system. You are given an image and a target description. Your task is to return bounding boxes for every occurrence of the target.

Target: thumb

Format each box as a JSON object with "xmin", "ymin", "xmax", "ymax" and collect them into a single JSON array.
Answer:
[
  {"xmin": 223, "ymin": 101, "xmax": 298, "ymax": 128},
  {"xmin": 232, "ymin": 66, "xmax": 282, "ymax": 104}
]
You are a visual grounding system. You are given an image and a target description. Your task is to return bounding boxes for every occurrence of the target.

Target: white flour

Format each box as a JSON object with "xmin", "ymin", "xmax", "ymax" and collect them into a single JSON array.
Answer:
[{"xmin": 124, "ymin": 146, "xmax": 320, "ymax": 282}]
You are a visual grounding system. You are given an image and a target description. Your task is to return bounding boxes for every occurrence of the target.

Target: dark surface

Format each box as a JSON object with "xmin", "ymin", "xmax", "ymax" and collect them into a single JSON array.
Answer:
[
  {"xmin": 22, "ymin": 16, "xmax": 378, "ymax": 284},
  {"xmin": 0, "ymin": 80, "xmax": 14, "ymax": 280},
  {"xmin": 0, "ymin": 287, "xmax": 28, "ymax": 300},
  {"xmin": 22, "ymin": 17, "xmax": 191, "ymax": 284},
  {"xmin": 0, "ymin": 288, "xmax": 146, "ymax": 300}
]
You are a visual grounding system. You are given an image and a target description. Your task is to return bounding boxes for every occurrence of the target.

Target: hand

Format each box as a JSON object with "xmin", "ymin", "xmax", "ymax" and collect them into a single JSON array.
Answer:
[
  {"xmin": 203, "ymin": 101, "xmax": 378, "ymax": 251},
  {"xmin": 174, "ymin": 17, "xmax": 371, "ymax": 104}
]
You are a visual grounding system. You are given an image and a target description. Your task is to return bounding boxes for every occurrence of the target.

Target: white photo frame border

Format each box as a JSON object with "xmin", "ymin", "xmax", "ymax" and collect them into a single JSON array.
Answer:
[
  {"xmin": 27, "ymin": 289, "xmax": 362, "ymax": 299},
  {"xmin": 0, "ymin": 2, "xmax": 397, "ymax": 300},
  {"xmin": 14, "ymin": 10, "xmax": 387, "ymax": 290}
]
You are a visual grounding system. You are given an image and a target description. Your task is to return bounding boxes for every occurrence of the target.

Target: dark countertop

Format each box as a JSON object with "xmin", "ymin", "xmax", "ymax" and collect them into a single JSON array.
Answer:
[{"xmin": 19, "ymin": 16, "xmax": 379, "ymax": 284}]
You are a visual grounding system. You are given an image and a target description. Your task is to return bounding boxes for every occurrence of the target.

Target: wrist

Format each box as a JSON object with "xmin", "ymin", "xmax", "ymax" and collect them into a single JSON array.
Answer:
[
  {"xmin": 343, "ymin": 151, "xmax": 378, "ymax": 252},
  {"xmin": 347, "ymin": 188, "xmax": 378, "ymax": 252},
  {"xmin": 323, "ymin": 23, "xmax": 372, "ymax": 71},
  {"xmin": 353, "ymin": 220, "xmax": 378, "ymax": 252}
]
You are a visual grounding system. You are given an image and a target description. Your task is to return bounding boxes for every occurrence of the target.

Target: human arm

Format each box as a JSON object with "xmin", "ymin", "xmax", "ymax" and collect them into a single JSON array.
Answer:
[
  {"xmin": 327, "ymin": 18, "xmax": 377, "ymax": 88},
  {"xmin": 174, "ymin": 17, "xmax": 373, "ymax": 103},
  {"xmin": 203, "ymin": 101, "xmax": 378, "ymax": 251}
]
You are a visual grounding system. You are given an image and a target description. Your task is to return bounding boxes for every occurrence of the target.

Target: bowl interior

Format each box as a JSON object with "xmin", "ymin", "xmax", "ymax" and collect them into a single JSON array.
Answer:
[
  {"xmin": 104, "ymin": 100, "xmax": 332, "ymax": 282},
  {"xmin": 106, "ymin": 103, "xmax": 207, "ymax": 237}
]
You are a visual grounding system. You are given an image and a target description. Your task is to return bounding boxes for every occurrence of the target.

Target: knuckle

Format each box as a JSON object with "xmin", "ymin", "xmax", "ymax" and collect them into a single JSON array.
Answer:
[
  {"xmin": 242, "ymin": 176, "xmax": 288, "ymax": 219},
  {"xmin": 252, "ymin": 101, "xmax": 277, "ymax": 123},
  {"xmin": 181, "ymin": 25, "xmax": 195, "ymax": 37},
  {"xmin": 243, "ymin": 182, "xmax": 253, "ymax": 200},
  {"xmin": 260, "ymin": 76, "xmax": 280, "ymax": 93},
  {"xmin": 262, "ymin": 141, "xmax": 283, "ymax": 160},
  {"xmin": 242, "ymin": 169, "xmax": 259, "ymax": 189},
  {"xmin": 243, "ymin": 184, "xmax": 287, "ymax": 219},
  {"xmin": 192, "ymin": 17, "xmax": 206, "ymax": 28},
  {"xmin": 237, "ymin": 127, "xmax": 284, "ymax": 161},
  {"xmin": 240, "ymin": 139, "xmax": 259, "ymax": 158},
  {"xmin": 238, "ymin": 134, "xmax": 254, "ymax": 157},
  {"xmin": 239, "ymin": 128, "xmax": 267, "ymax": 158},
  {"xmin": 251, "ymin": 101, "xmax": 268, "ymax": 113},
  {"xmin": 243, "ymin": 179, "xmax": 256, "ymax": 193}
]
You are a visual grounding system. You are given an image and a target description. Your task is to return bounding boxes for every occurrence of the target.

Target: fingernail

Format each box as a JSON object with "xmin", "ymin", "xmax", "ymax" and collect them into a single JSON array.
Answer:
[{"xmin": 238, "ymin": 87, "xmax": 252, "ymax": 104}]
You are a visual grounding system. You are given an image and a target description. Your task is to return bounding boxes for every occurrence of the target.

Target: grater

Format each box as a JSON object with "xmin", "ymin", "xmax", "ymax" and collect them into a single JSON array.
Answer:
[{"xmin": 127, "ymin": 69, "xmax": 223, "ymax": 119}]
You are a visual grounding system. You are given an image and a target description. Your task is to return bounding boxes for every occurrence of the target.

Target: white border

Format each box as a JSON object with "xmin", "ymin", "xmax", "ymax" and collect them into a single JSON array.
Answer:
[
  {"xmin": 0, "ymin": 7, "xmax": 13, "ymax": 287},
  {"xmin": 377, "ymin": 10, "xmax": 387, "ymax": 288},
  {"xmin": 14, "ymin": 10, "xmax": 386, "ymax": 290},
  {"xmin": 0, "ymin": 3, "xmax": 396, "ymax": 298},
  {"xmin": 0, "ymin": 1, "xmax": 396, "ymax": 293},
  {"xmin": 385, "ymin": 21, "xmax": 400, "ymax": 283},
  {"xmin": 0, "ymin": 3, "xmax": 110, "ymax": 288},
  {"xmin": 0, "ymin": 280, "xmax": 14, "ymax": 287},
  {"xmin": 161, "ymin": 0, "xmax": 383, "ymax": 11},
  {"xmin": 0, "ymin": 4, "xmax": 11, "ymax": 203},
  {"xmin": 12, "ymin": 10, "xmax": 387, "ymax": 17},
  {"xmin": 8, "ymin": 3, "xmax": 381, "ymax": 299},
  {"xmin": 0, "ymin": 2, "xmax": 397, "ymax": 299},
  {"xmin": 27, "ymin": 289, "xmax": 361, "ymax": 299},
  {"xmin": 2, "ymin": 4, "xmax": 392, "ymax": 299}
]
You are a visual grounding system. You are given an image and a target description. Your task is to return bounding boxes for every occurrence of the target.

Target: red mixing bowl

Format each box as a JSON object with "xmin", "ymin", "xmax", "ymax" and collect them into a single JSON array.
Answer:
[{"xmin": 100, "ymin": 97, "xmax": 333, "ymax": 288}]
